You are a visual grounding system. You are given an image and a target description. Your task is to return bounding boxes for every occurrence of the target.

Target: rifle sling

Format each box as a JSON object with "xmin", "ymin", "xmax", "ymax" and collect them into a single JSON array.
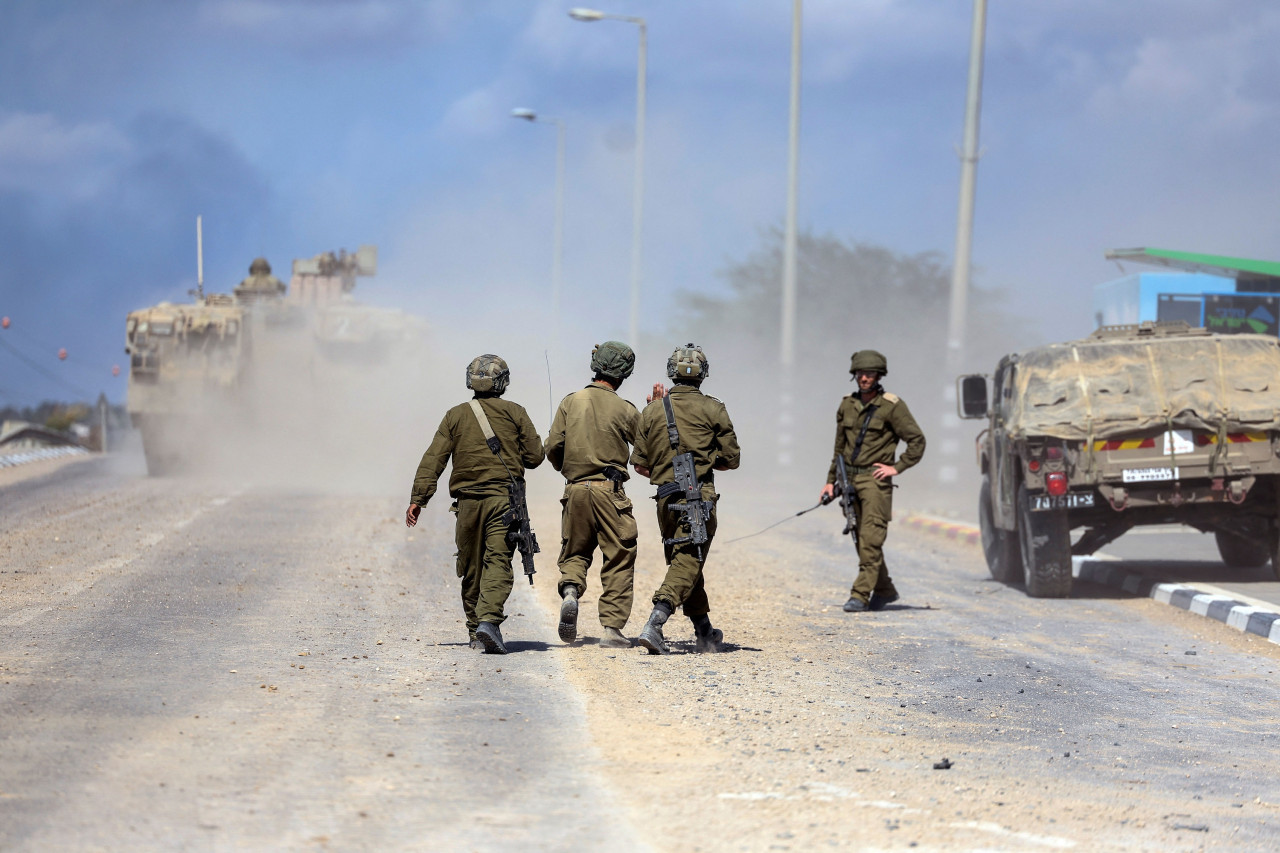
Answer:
[
  {"xmin": 468, "ymin": 399, "xmax": 517, "ymax": 482},
  {"xmin": 661, "ymin": 394, "xmax": 681, "ymax": 449},
  {"xmin": 846, "ymin": 404, "xmax": 878, "ymax": 473}
]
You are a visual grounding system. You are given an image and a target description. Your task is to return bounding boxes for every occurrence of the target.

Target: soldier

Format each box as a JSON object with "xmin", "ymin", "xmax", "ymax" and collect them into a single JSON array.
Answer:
[
  {"xmin": 819, "ymin": 350, "xmax": 926, "ymax": 613},
  {"xmin": 233, "ymin": 257, "xmax": 287, "ymax": 300},
  {"xmin": 546, "ymin": 341, "xmax": 641, "ymax": 649},
  {"xmin": 405, "ymin": 354, "xmax": 545, "ymax": 654},
  {"xmin": 632, "ymin": 344, "xmax": 741, "ymax": 655}
]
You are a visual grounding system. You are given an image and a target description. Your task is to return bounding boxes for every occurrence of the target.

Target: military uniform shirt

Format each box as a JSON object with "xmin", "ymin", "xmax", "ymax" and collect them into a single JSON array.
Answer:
[
  {"xmin": 546, "ymin": 384, "xmax": 640, "ymax": 483},
  {"xmin": 631, "ymin": 384, "xmax": 741, "ymax": 486},
  {"xmin": 411, "ymin": 395, "xmax": 545, "ymax": 505},
  {"xmin": 826, "ymin": 390, "xmax": 925, "ymax": 483}
]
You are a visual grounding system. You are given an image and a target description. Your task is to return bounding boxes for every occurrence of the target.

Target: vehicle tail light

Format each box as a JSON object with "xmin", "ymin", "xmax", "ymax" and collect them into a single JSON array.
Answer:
[
  {"xmin": 1027, "ymin": 459, "xmax": 1041, "ymax": 473},
  {"xmin": 1046, "ymin": 446, "xmax": 1064, "ymax": 460},
  {"xmin": 1046, "ymin": 472, "xmax": 1068, "ymax": 496}
]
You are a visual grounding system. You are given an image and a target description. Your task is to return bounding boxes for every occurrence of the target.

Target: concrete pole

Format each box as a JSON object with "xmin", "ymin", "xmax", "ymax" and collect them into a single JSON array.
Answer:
[
  {"xmin": 628, "ymin": 20, "xmax": 647, "ymax": 351},
  {"xmin": 196, "ymin": 215, "xmax": 204, "ymax": 301},
  {"xmin": 940, "ymin": 0, "xmax": 988, "ymax": 488},
  {"xmin": 779, "ymin": 0, "xmax": 802, "ymax": 468}
]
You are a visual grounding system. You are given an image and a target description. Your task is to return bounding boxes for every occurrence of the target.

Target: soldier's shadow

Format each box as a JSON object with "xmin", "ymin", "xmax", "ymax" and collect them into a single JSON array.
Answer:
[
  {"xmin": 667, "ymin": 640, "xmax": 762, "ymax": 654},
  {"xmin": 502, "ymin": 640, "xmax": 555, "ymax": 653},
  {"xmin": 861, "ymin": 603, "xmax": 935, "ymax": 613}
]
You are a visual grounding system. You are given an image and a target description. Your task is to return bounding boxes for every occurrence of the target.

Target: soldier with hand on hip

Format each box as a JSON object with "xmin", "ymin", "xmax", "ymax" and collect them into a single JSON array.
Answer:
[
  {"xmin": 631, "ymin": 343, "xmax": 741, "ymax": 655},
  {"xmin": 819, "ymin": 349, "xmax": 925, "ymax": 613},
  {"xmin": 405, "ymin": 354, "xmax": 545, "ymax": 654},
  {"xmin": 546, "ymin": 342, "xmax": 641, "ymax": 649}
]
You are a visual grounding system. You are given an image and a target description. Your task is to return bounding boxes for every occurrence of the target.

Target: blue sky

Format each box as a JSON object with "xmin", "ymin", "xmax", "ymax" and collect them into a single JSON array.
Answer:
[{"xmin": 2, "ymin": 0, "xmax": 1279, "ymax": 406}]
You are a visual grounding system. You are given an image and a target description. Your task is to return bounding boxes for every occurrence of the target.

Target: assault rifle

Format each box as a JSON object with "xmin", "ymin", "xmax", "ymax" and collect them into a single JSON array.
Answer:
[
  {"xmin": 656, "ymin": 395, "xmax": 713, "ymax": 561},
  {"xmin": 832, "ymin": 455, "xmax": 858, "ymax": 547},
  {"xmin": 503, "ymin": 477, "xmax": 540, "ymax": 585},
  {"xmin": 656, "ymin": 450, "xmax": 713, "ymax": 561}
]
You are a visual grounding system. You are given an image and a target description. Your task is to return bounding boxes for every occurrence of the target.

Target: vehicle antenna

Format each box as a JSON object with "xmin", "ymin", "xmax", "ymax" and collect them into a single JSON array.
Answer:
[
  {"xmin": 195, "ymin": 215, "xmax": 205, "ymax": 301},
  {"xmin": 544, "ymin": 349, "xmax": 554, "ymax": 430}
]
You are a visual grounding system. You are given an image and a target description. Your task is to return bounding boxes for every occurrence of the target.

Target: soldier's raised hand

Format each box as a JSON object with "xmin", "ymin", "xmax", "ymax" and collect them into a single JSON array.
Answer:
[{"xmin": 647, "ymin": 382, "xmax": 667, "ymax": 403}]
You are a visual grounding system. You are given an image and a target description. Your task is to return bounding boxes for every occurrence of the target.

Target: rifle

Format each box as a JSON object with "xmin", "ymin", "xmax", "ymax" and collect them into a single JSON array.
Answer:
[
  {"xmin": 655, "ymin": 395, "xmax": 713, "ymax": 561},
  {"xmin": 503, "ymin": 476, "xmax": 540, "ymax": 585},
  {"xmin": 825, "ymin": 402, "xmax": 879, "ymax": 551},
  {"xmin": 832, "ymin": 455, "xmax": 858, "ymax": 546},
  {"xmin": 469, "ymin": 399, "xmax": 540, "ymax": 585}
]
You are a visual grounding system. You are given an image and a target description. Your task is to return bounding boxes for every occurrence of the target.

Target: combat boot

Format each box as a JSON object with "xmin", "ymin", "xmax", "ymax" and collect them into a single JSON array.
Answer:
[
  {"xmin": 469, "ymin": 637, "xmax": 485, "ymax": 651},
  {"xmin": 637, "ymin": 602, "xmax": 674, "ymax": 655},
  {"xmin": 475, "ymin": 622, "xmax": 508, "ymax": 655},
  {"xmin": 842, "ymin": 596, "xmax": 869, "ymax": 612},
  {"xmin": 868, "ymin": 590, "xmax": 900, "ymax": 611},
  {"xmin": 558, "ymin": 585, "xmax": 580, "ymax": 644},
  {"xmin": 599, "ymin": 626, "xmax": 631, "ymax": 649},
  {"xmin": 690, "ymin": 614, "xmax": 724, "ymax": 653}
]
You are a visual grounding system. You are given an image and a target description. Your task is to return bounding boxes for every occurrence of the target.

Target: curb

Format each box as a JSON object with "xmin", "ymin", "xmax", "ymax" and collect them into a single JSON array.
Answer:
[{"xmin": 903, "ymin": 513, "xmax": 1280, "ymax": 648}]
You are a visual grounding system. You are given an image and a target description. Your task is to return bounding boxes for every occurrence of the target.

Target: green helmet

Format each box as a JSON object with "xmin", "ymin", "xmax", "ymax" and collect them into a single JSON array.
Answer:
[
  {"xmin": 849, "ymin": 349, "xmax": 888, "ymax": 377},
  {"xmin": 466, "ymin": 353, "xmax": 510, "ymax": 394},
  {"xmin": 667, "ymin": 342, "xmax": 709, "ymax": 383},
  {"xmin": 590, "ymin": 341, "xmax": 635, "ymax": 382}
]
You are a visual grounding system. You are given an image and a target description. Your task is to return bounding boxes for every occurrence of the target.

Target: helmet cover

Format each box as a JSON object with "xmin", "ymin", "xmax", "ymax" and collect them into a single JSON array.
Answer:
[
  {"xmin": 849, "ymin": 349, "xmax": 888, "ymax": 377},
  {"xmin": 466, "ymin": 353, "xmax": 510, "ymax": 394},
  {"xmin": 667, "ymin": 343, "xmax": 709, "ymax": 383},
  {"xmin": 590, "ymin": 341, "xmax": 635, "ymax": 382}
]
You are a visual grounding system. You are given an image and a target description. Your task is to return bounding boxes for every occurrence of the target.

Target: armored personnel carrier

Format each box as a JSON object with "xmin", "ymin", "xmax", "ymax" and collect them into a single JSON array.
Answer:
[
  {"xmin": 125, "ymin": 245, "xmax": 425, "ymax": 476},
  {"xmin": 958, "ymin": 321, "xmax": 1280, "ymax": 596}
]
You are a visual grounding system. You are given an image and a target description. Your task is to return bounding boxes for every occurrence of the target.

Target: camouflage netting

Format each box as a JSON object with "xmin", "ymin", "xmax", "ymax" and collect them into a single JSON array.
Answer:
[{"xmin": 1009, "ymin": 333, "xmax": 1280, "ymax": 441}]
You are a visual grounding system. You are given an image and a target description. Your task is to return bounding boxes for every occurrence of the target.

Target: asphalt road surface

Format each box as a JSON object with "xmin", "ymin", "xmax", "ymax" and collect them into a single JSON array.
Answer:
[{"xmin": 3, "ymin": 455, "xmax": 1279, "ymax": 851}]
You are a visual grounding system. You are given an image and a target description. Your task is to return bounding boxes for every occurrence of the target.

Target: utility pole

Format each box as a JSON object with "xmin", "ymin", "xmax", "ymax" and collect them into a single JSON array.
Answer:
[{"xmin": 940, "ymin": 0, "xmax": 988, "ymax": 488}]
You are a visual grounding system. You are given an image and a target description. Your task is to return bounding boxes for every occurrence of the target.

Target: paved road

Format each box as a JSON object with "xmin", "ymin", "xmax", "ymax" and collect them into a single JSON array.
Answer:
[
  {"xmin": 1, "ymin": 457, "xmax": 643, "ymax": 852},
  {"xmin": 4, "ymin": 458, "xmax": 1280, "ymax": 850}
]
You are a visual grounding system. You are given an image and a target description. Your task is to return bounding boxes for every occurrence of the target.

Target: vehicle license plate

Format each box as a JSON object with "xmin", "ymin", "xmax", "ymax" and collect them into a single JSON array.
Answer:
[
  {"xmin": 1122, "ymin": 467, "xmax": 1178, "ymax": 483},
  {"xmin": 1031, "ymin": 492, "xmax": 1095, "ymax": 511}
]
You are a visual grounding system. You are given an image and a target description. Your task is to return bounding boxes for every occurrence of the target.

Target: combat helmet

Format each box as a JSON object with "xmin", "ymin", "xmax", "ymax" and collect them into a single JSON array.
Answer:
[
  {"xmin": 590, "ymin": 341, "xmax": 635, "ymax": 383},
  {"xmin": 667, "ymin": 343, "xmax": 709, "ymax": 384},
  {"xmin": 249, "ymin": 257, "xmax": 272, "ymax": 275},
  {"xmin": 849, "ymin": 349, "xmax": 888, "ymax": 377},
  {"xmin": 466, "ymin": 353, "xmax": 510, "ymax": 395}
]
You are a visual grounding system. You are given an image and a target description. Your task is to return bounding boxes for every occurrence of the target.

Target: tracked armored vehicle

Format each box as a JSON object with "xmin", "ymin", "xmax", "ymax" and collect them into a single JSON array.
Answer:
[
  {"xmin": 958, "ymin": 321, "xmax": 1280, "ymax": 596},
  {"xmin": 125, "ymin": 245, "xmax": 425, "ymax": 476}
]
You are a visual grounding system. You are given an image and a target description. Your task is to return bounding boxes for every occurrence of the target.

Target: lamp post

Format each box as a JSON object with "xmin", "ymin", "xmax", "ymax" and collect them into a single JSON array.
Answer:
[
  {"xmin": 569, "ymin": 7, "xmax": 647, "ymax": 350},
  {"xmin": 779, "ymin": 0, "xmax": 803, "ymax": 468},
  {"xmin": 511, "ymin": 108, "xmax": 566, "ymax": 336}
]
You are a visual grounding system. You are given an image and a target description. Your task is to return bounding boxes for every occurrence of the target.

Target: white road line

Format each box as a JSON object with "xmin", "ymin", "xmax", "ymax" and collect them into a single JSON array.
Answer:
[{"xmin": 950, "ymin": 820, "xmax": 1076, "ymax": 849}]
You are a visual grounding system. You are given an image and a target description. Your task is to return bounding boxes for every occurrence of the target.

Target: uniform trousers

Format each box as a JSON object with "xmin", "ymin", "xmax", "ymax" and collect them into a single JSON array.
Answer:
[
  {"xmin": 653, "ymin": 485, "xmax": 719, "ymax": 617},
  {"xmin": 849, "ymin": 474, "xmax": 896, "ymax": 603},
  {"xmin": 557, "ymin": 480, "xmax": 638, "ymax": 629},
  {"xmin": 453, "ymin": 495, "xmax": 515, "ymax": 638}
]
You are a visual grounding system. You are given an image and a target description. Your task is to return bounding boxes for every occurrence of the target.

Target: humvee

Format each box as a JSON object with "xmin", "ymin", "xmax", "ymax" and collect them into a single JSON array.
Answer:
[{"xmin": 957, "ymin": 321, "xmax": 1280, "ymax": 596}]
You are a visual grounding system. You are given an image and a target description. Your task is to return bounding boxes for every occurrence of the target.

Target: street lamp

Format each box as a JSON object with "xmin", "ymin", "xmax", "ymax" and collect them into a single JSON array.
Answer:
[
  {"xmin": 511, "ymin": 107, "xmax": 567, "ymax": 338},
  {"xmin": 569, "ymin": 6, "xmax": 647, "ymax": 351}
]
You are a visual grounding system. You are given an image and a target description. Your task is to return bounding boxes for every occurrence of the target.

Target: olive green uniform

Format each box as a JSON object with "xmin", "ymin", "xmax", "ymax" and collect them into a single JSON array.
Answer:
[
  {"xmin": 630, "ymin": 384, "xmax": 741, "ymax": 614},
  {"xmin": 546, "ymin": 384, "xmax": 641, "ymax": 629},
  {"xmin": 410, "ymin": 395, "xmax": 545, "ymax": 638},
  {"xmin": 826, "ymin": 390, "xmax": 925, "ymax": 604}
]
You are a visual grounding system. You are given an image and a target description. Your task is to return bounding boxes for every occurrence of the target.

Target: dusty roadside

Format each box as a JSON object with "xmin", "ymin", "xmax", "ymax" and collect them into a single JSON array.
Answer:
[{"xmin": 523, "ymin": 487, "xmax": 1280, "ymax": 851}]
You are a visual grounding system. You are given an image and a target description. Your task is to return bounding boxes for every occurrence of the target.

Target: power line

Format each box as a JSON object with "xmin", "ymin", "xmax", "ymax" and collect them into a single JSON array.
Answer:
[{"xmin": 0, "ymin": 335, "xmax": 97, "ymax": 400}]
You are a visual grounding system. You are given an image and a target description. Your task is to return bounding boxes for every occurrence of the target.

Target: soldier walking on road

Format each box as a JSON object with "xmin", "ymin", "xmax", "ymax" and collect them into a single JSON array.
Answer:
[
  {"xmin": 405, "ymin": 355, "xmax": 545, "ymax": 654},
  {"xmin": 546, "ymin": 342, "xmax": 641, "ymax": 649},
  {"xmin": 632, "ymin": 344, "xmax": 741, "ymax": 655},
  {"xmin": 819, "ymin": 350, "xmax": 925, "ymax": 613}
]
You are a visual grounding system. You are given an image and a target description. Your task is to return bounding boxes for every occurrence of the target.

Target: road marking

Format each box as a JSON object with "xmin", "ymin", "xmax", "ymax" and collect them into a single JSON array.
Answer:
[
  {"xmin": 951, "ymin": 820, "xmax": 1076, "ymax": 848},
  {"xmin": 0, "ymin": 494, "xmax": 235, "ymax": 627}
]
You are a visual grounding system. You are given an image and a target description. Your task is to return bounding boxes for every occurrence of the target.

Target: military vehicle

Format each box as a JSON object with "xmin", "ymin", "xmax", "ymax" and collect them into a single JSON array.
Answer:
[
  {"xmin": 957, "ymin": 321, "xmax": 1280, "ymax": 596},
  {"xmin": 125, "ymin": 245, "xmax": 424, "ymax": 476}
]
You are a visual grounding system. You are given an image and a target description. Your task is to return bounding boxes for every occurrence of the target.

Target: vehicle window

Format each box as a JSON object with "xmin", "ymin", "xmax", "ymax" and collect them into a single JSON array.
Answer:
[{"xmin": 151, "ymin": 321, "xmax": 174, "ymax": 336}]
